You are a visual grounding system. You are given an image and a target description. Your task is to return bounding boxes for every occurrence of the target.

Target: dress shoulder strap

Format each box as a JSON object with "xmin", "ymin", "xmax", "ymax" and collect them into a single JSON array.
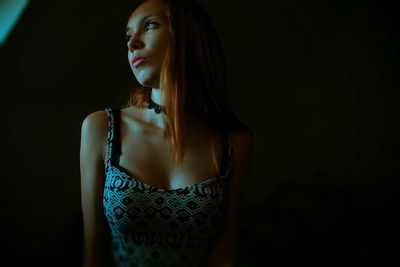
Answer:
[
  {"xmin": 221, "ymin": 132, "xmax": 233, "ymax": 177},
  {"xmin": 104, "ymin": 108, "xmax": 121, "ymax": 168}
]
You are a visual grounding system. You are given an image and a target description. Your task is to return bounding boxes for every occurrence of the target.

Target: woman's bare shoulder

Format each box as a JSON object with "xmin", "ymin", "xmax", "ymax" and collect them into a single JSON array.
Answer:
[
  {"xmin": 80, "ymin": 110, "xmax": 109, "ymax": 161},
  {"xmin": 229, "ymin": 129, "xmax": 254, "ymax": 170},
  {"xmin": 81, "ymin": 110, "xmax": 108, "ymax": 138}
]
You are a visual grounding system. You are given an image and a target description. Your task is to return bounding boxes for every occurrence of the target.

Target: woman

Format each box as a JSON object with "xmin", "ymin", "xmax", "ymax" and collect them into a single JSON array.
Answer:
[{"xmin": 80, "ymin": 0, "xmax": 254, "ymax": 266}]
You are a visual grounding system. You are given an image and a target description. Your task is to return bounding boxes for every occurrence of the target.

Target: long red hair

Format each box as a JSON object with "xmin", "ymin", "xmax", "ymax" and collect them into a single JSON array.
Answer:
[{"xmin": 125, "ymin": 0, "xmax": 249, "ymax": 175}]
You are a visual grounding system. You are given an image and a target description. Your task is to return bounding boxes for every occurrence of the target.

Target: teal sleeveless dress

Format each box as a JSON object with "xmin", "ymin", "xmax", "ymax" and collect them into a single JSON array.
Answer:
[{"xmin": 103, "ymin": 108, "xmax": 233, "ymax": 267}]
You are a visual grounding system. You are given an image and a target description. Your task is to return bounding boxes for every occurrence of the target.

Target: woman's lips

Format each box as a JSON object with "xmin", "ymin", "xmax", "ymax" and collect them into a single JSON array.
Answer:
[
  {"xmin": 133, "ymin": 58, "xmax": 146, "ymax": 67},
  {"xmin": 132, "ymin": 57, "xmax": 147, "ymax": 68}
]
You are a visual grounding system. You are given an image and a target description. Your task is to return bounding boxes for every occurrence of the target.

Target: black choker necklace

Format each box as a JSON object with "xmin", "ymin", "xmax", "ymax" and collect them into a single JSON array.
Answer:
[{"xmin": 147, "ymin": 98, "xmax": 165, "ymax": 114}]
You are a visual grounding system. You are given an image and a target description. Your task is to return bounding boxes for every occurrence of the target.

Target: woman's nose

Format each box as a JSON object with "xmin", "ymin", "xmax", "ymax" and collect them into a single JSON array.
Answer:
[{"xmin": 128, "ymin": 35, "xmax": 144, "ymax": 52}]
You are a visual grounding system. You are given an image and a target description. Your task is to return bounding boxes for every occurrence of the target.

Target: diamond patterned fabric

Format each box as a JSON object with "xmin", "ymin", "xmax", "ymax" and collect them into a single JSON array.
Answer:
[{"xmin": 103, "ymin": 108, "xmax": 233, "ymax": 267}]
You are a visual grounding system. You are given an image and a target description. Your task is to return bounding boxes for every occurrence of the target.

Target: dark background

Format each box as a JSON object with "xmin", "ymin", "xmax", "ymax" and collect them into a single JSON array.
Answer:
[{"xmin": 0, "ymin": 0, "xmax": 399, "ymax": 266}]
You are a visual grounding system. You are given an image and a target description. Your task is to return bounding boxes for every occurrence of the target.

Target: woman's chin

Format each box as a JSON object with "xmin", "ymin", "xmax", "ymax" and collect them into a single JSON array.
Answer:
[{"xmin": 135, "ymin": 77, "xmax": 159, "ymax": 89}]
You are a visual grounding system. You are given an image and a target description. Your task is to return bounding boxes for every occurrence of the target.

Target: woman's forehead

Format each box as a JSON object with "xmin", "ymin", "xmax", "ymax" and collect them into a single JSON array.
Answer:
[{"xmin": 128, "ymin": 0, "xmax": 169, "ymax": 23}]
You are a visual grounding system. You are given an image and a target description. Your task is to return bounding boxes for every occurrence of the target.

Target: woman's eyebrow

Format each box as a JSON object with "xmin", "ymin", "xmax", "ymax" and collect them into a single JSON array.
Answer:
[{"xmin": 126, "ymin": 13, "xmax": 160, "ymax": 32}]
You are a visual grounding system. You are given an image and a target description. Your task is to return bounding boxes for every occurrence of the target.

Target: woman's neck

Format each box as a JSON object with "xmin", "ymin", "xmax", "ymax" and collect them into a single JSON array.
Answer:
[
  {"xmin": 143, "ymin": 88, "xmax": 167, "ymax": 130},
  {"xmin": 150, "ymin": 88, "xmax": 163, "ymax": 107}
]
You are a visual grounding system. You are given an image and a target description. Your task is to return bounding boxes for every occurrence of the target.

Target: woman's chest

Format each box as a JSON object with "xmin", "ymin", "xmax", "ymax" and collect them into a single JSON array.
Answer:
[{"xmin": 117, "ymin": 129, "xmax": 220, "ymax": 191}]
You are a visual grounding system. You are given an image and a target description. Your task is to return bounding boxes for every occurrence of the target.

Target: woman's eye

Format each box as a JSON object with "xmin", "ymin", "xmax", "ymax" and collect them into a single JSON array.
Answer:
[{"xmin": 145, "ymin": 21, "xmax": 158, "ymax": 32}]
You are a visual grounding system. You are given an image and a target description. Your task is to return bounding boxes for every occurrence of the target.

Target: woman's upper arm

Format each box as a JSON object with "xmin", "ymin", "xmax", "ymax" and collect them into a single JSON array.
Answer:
[
  {"xmin": 80, "ymin": 110, "xmax": 111, "ymax": 267},
  {"xmin": 208, "ymin": 130, "xmax": 255, "ymax": 267},
  {"xmin": 224, "ymin": 130, "xmax": 254, "ymax": 243}
]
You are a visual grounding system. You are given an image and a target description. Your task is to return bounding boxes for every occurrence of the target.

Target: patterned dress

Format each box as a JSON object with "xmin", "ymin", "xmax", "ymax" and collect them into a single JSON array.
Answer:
[{"xmin": 102, "ymin": 108, "xmax": 233, "ymax": 267}]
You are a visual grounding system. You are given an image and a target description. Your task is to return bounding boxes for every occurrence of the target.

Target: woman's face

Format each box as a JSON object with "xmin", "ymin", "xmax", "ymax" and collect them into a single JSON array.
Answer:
[{"xmin": 126, "ymin": 0, "xmax": 170, "ymax": 88}]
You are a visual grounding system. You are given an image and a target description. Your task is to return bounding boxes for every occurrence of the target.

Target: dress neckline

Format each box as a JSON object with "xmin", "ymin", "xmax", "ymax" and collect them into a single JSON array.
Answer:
[{"xmin": 111, "ymin": 162, "xmax": 228, "ymax": 192}]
